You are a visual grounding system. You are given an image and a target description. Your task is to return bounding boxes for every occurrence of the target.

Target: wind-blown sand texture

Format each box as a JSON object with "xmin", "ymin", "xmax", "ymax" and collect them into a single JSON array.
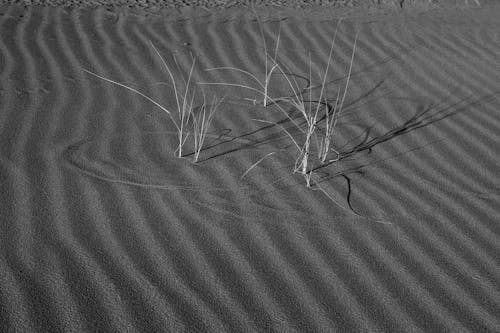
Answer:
[{"xmin": 1, "ymin": 1, "xmax": 500, "ymax": 332}]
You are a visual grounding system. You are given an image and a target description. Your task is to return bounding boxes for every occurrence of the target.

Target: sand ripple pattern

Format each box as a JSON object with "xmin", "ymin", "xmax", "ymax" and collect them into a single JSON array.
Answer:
[{"xmin": 1, "ymin": 4, "xmax": 500, "ymax": 332}]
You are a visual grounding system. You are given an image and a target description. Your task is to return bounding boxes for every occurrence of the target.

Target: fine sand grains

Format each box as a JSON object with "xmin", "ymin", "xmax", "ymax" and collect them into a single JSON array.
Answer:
[{"xmin": 0, "ymin": 2, "xmax": 500, "ymax": 332}]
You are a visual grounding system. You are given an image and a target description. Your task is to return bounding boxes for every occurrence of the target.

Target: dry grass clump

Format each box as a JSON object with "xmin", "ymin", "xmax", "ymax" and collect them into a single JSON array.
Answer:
[
  {"xmin": 84, "ymin": 42, "xmax": 223, "ymax": 162},
  {"xmin": 200, "ymin": 14, "xmax": 357, "ymax": 188},
  {"xmin": 200, "ymin": 9, "xmax": 281, "ymax": 107},
  {"xmin": 192, "ymin": 93, "xmax": 225, "ymax": 162}
]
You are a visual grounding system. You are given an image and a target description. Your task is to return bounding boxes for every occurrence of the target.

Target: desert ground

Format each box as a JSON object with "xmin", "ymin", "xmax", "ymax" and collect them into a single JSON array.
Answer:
[{"xmin": 0, "ymin": 0, "xmax": 500, "ymax": 332}]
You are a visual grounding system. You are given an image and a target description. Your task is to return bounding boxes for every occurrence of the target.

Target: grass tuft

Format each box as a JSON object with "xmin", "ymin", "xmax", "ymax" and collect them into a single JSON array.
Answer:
[
  {"xmin": 84, "ymin": 41, "xmax": 223, "ymax": 161},
  {"xmin": 199, "ymin": 6, "xmax": 281, "ymax": 107},
  {"xmin": 192, "ymin": 93, "xmax": 225, "ymax": 162}
]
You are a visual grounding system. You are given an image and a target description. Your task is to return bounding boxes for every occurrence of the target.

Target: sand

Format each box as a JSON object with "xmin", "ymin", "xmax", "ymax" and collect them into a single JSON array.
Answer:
[{"xmin": 0, "ymin": 0, "xmax": 500, "ymax": 332}]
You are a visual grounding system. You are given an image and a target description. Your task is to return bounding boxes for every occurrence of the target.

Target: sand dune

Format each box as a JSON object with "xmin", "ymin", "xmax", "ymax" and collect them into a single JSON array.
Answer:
[{"xmin": 1, "ymin": 2, "xmax": 500, "ymax": 332}]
